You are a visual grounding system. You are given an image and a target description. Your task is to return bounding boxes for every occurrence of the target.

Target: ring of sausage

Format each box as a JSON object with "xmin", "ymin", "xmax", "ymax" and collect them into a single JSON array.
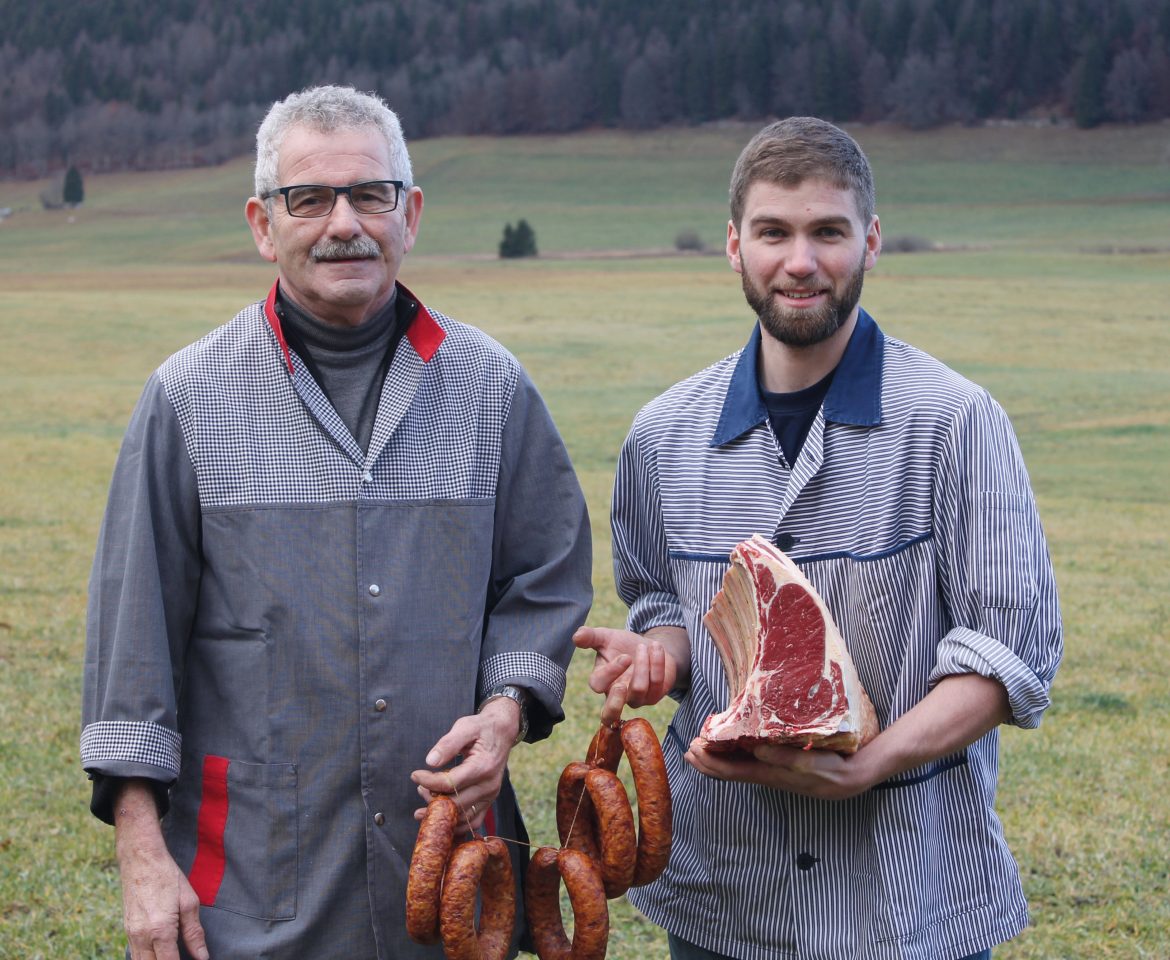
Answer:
[
  {"xmin": 439, "ymin": 836, "xmax": 516, "ymax": 960},
  {"xmin": 405, "ymin": 794, "xmax": 458, "ymax": 944},
  {"xmin": 583, "ymin": 767, "xmax": 637, "ymax": 898},
  {"xmin": 586, "ymin": 721, "xmax": 624, "ymax": 772},
  {"xmin": 525, "ymin": 846, "xmax": 609, "ymax": 960},
  {"xmin": 621, "ymin": 717, "xmax": 673, "ymax": 887},
  {"xmin": 555, "ymin": 761, "xmax": 603, "ymax": 862}
]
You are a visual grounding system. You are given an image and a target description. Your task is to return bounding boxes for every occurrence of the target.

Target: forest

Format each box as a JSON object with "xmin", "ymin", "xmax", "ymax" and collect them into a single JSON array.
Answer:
[{"xmin": 2, "ymin": 0, "xmax": 1169, "ymax": 177}]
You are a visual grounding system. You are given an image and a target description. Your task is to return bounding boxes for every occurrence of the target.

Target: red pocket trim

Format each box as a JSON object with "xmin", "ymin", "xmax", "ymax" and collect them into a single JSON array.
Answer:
[{"xmin": 188, "ymin": 755, "xmax": 230, "ymax": 906}]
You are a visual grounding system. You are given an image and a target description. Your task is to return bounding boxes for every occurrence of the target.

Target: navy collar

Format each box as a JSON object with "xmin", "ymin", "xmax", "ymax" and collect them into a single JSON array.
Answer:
[{"xmin": 710, "ymin": 308, "xmax": 884, "ymax": 447}]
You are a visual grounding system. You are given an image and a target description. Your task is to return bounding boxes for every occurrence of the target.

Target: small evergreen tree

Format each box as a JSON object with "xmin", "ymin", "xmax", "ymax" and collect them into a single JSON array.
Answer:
[
  {"xmin": 1073, "ymin": 39, "xmax": 1108, "ymax": 128},
  {"xmin": 498, "ymin": 223, "xmax": 516, "ymax": 258},
  {"xmin": 498, "ymin": 219, "xmax": 538, "ymax": 258},
  {"xmin": 513, "ymin": 219, "xmax": 537, "ymax": 257},
  {"xmin": 63, "ymin": 165, "xmax": 84, "ymax": 206}
]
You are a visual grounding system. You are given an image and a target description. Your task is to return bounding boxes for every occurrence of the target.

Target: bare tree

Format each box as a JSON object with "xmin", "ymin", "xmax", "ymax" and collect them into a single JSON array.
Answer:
[{"xmin": 1105, "ymin": 49, "xmax": 1150, "ymax": 122}]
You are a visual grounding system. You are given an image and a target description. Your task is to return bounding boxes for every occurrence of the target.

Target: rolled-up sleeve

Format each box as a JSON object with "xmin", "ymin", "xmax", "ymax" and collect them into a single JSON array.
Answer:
[
  {"xmin": 930, "ymin": 389, "xmax": 1063, "ymax": 728},
  {"xmin": 477, "ymin": 369, "xmax": 592, "ymax": 741}
]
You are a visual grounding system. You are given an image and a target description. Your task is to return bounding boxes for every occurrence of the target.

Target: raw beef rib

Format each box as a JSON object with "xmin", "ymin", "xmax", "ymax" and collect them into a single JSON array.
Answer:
[{"xmin": 699, "ymin": 535, "xmax": 878, "ymax": 754}]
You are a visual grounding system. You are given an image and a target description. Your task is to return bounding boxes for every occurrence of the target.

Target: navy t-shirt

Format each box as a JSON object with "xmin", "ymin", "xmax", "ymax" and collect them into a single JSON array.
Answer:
[{"xmin": 759, "ymin": 367, "xmax": 836, "ymax": 466}]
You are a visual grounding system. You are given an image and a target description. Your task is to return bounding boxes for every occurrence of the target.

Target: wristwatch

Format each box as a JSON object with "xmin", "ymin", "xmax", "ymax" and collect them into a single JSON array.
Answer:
[{"xmin": 477, "ymin": 684, "xmax": 530, "ymax": 745}]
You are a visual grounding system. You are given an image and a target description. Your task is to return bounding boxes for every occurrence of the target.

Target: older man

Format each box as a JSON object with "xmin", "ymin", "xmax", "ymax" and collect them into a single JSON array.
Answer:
[
  {"xmin": 81, "ymin": 86, "xmax": 591, "ymax": 959},
  {"xmin": 575, "ymin": 117, "xmax": 1062, "ymax": 959}
]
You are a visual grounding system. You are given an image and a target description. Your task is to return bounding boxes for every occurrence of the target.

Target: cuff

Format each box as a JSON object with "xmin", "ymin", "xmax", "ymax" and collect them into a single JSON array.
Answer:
[
  {"xmin": 929, "ymin": 626, "xmax": 1052, "ymax": 729},
  {"xmin": 89, "ymin": 774, "xmax": 171, "ymax": 826}
]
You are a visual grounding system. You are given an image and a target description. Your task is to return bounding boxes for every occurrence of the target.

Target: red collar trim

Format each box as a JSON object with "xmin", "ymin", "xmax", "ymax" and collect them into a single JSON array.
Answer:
[
  {"xmin": 397, "ymin": 281, "xmax": 446, "ymax": 362},
  {"xmin": 262, "ymin": 280, "xmax": 446, "ymax": 374},
  {"xmin": 263, "ymin": 282, "xmax": 296, "ymax": 374}
]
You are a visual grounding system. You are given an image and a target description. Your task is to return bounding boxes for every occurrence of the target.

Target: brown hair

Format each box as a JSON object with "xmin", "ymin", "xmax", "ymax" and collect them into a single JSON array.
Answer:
[{"xmin": 729, "ymin": 117, "xmax": 875, "ymax": 227}]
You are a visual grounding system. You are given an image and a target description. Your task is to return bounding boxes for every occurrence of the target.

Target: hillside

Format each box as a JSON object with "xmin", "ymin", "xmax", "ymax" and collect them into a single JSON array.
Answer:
[{"xmin": 3, "ymin": 0, "xmax": 1170, "ymax": 178}]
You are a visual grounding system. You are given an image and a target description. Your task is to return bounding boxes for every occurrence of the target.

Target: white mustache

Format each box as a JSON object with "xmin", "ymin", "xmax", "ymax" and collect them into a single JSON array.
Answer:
[{"xmin": 311, "ymin": 237, "xmax": 380, "ymax": 261}]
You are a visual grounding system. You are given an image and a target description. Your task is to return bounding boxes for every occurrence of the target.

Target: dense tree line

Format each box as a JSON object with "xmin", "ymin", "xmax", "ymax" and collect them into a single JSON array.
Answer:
[{"xmin": 2, "ymin": 0, "xmax": 1169, "ymax": 177}]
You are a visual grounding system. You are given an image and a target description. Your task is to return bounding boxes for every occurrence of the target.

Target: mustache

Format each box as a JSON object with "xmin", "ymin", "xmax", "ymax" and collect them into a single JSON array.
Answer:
[{"xmin": 310, "ymin": 237, "xmax": 381, "ymax": 261}]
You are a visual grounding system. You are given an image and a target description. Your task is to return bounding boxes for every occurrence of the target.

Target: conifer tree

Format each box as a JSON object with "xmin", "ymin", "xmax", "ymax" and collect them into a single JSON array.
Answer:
[{"xmin": 63, "ymin": 165, "xmax": 84, "ymax": 206}]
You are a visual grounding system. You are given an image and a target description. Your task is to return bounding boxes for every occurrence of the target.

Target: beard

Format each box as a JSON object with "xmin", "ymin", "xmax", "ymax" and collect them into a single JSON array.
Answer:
[{"xmin": 741, "ymin": 250, "xmax": 867, "ymax": 348}]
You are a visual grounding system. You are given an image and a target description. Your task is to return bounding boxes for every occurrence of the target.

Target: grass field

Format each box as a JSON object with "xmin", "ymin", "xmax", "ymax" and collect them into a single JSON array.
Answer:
[{"xmin": 1, "ymin": 120, "xmax": 1168, "ymax": 959}]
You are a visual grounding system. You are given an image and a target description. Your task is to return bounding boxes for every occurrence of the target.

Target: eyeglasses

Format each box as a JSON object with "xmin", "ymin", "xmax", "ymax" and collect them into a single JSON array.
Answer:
[{"xmin": 263, "ymin": 180, "xmax": 406, "ymax": 218}]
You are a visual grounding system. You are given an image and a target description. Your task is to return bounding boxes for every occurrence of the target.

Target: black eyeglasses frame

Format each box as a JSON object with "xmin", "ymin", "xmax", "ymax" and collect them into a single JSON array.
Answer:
[{"xmin": 262, "ymin": 179, "xmax": 407, "ymax": 218}]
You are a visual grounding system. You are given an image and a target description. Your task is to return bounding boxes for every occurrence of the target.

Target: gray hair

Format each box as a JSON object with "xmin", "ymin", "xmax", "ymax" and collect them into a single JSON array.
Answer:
[
  {"xmin": 729, "ymin": 117, "xmax": 875, "ymax": 228},
  {"xmin": 253, "ymin": 85, "xmax": 413, "ymax": 198}
]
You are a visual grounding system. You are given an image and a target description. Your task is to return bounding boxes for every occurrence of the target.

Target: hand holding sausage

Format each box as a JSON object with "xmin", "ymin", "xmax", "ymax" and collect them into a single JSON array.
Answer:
[
  {"xmin": 572, "ymin": 625, "xmax": 689, "ymax": 724},
  {"xmin": 410, "ymin": 698, "xmax": 521, "ymax": 829}
]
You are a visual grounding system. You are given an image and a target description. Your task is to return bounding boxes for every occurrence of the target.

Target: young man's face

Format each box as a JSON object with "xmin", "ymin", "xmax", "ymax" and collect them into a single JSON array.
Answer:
[
  {"xmin": 245, "ymin": 125, "xmax": 423, "ymax": 328},
  {"xmin": 727, "ymin": 177, "xmax": 881, "ymax": 348}
]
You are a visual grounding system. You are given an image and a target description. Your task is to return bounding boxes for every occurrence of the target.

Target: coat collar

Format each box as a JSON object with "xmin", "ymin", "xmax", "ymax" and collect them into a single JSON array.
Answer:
[
  {"xmin": 710, "ymin": 308, "xmax": 884, "ymax": 447},
  {"xmin": 262, "ymin": 280, "xmax": 445, "ymax": 375}
]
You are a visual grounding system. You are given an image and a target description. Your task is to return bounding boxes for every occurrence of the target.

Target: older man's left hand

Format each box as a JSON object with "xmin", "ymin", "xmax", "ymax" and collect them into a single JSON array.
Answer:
[{"xmin": 410, "ymin": 698, "xmax": 521, "ymax": 830}]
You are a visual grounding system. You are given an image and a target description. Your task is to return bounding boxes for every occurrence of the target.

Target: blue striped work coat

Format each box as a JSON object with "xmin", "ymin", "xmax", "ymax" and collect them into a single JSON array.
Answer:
[{"xmin": 616, "ymin": 310, "xmax": 1062, "ymax": 960}]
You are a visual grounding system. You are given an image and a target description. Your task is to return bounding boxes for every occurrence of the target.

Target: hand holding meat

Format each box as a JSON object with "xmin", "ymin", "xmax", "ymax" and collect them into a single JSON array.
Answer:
[
  {"xmin": 686, "ymin": 737, "xmax": 871, "ymax": 801},
  {"xmin": 573, "ymin": 625, "xmax": 688, "ymax": 723},
  {"xmin": 410, "ymin": 698, "xmax": 520, "ymax": 829}
]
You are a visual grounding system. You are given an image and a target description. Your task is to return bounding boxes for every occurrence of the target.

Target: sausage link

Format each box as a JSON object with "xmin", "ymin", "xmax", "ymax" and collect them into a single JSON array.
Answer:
[
  {"xmin": 555, "ymin": 761, "xmax": 601, "ymax": 862},
  {"xmin": 438, "ymin": 837, "xmax": 517, "ymax": 960},
  {"xmin": 583, "ymin": 767, "xmax": 636, "ymax": 899},
  {"xmin": 439, "ymin": 840, "xmax": 489, "ymax": 960},
  {"xmin": 525, "ymin": 846, "xmax": 570, "ymax": 960},
  {"xmin": 524, "ymin": 846, "xmax": 609, "ymax": 960},
  {"xmin": 621, "ymin": 717, "xmax": 673, "ymax": 887},
  {"xmin": 405, "ymin": 794, "xmax": 458, "ymax": 944},
  {"xmin": 478, "ymin": 836, "xmax": 516, "ymax": 960},
  {"xmin": 586, "ymin": 721, "xmax": 624, "ymax": 772},
  {"xmin": 557, "ymin": 847, "xmax": 609, "ymax": 960}
]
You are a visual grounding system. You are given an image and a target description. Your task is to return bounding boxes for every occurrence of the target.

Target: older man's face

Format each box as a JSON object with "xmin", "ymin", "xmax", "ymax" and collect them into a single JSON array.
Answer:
[{"xmin": 245, "ymin": 125, "xmax": 422, "ymax": 327}]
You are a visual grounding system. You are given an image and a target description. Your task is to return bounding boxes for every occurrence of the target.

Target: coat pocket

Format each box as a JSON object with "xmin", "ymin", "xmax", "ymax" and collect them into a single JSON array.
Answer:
[
  {"xmin": 167, "ymin": 754, "xmax": 298, "ymax": 921},
  {"xmin": 978, "ymin": 491, "xmax": 1037, "ymax": 610}
]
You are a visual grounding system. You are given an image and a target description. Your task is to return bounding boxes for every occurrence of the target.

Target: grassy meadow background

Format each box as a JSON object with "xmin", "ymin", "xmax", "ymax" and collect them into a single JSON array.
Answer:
[{"xmin": 1, "ymin": 120, "xmax": 1168, "ymax": 958}]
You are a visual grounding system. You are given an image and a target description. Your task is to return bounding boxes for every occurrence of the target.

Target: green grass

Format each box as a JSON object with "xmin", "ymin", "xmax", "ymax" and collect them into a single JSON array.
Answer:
[{"xmin": 1, "ymin": 122, "xmax": 1169, "ymax": 958}]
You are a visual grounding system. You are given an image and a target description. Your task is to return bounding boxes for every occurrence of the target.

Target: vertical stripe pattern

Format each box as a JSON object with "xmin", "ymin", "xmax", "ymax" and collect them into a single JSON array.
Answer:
[{"xmin": 613, "ymin": 312, "xmax": 1062, "ymax": 959}]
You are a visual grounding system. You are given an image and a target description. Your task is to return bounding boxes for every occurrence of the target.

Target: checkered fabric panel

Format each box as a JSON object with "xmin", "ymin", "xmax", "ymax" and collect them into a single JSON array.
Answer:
[
  {"xmin": 80, "ymin": 720, "xmax": 182, "ymax": 778},
  {"xmin": 159, "ymin": 303, "xmax": 519, "ymax": 508},
  {"xmin": 479, "ymin": 651, "xmax": 566, "ymax": 705}
]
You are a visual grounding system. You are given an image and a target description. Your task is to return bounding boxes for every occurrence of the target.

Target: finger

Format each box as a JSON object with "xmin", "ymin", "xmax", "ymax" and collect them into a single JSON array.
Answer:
[
  {"xmin": 752, "ymin": 743, "xmax": 805, "ymax": 766},
  {"xmin": 413, "ymin": 751, "xmax": 498, "ymax": 801},
  {"xmin": 627, "ymin": 644, "xmax": 657, "ymax": 703},
  {"xmin": 150, "ymin": 934, "xmax": 181, "ymax": 960},
  {"xmin": 587, "ymin": 652, "xmax": 632, "ymax": 695},
  {"xmin": 421, "ymin": 714, "xmax": 481, "ymax": 768},
  {"xmin": 574, "ymin": 624, "xmax": 625, "ymax": 653},
  {"xmin": 412, "ymin": 766, "xmax": 464, "ymax": 798},
  {"xmin": 179, "ymin": 909, "xmax": 210, "ymax": 960},
  {"xmin": 684, "ymin": 740, "xmax": 744, "ymax": 779},
  {"xmin": 572, "ymin": 625, "xmax": 602, "ymax": 650},
  {"xmin": 600, "ymin": 675, "xmax": 629, "ymax": 726},
  {"xmin": 648, "ymin": 641, "xmax": 667, "ymax": 695}
]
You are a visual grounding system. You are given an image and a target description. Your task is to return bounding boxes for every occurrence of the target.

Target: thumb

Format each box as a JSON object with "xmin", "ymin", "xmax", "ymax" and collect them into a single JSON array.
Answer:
[
  {"xmin": 180, "ymin": 903, "xmax": 210, "ymax": 960},
  {"xmin": 572, "ymin": 625, "xmax": 603, "ymax": 650}
]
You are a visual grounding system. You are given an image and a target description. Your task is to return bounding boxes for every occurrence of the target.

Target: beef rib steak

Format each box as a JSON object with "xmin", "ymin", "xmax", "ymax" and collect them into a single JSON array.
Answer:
[{"xmin": 699, "ymin": 535, "xmax": 878, "ymax": 754}]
